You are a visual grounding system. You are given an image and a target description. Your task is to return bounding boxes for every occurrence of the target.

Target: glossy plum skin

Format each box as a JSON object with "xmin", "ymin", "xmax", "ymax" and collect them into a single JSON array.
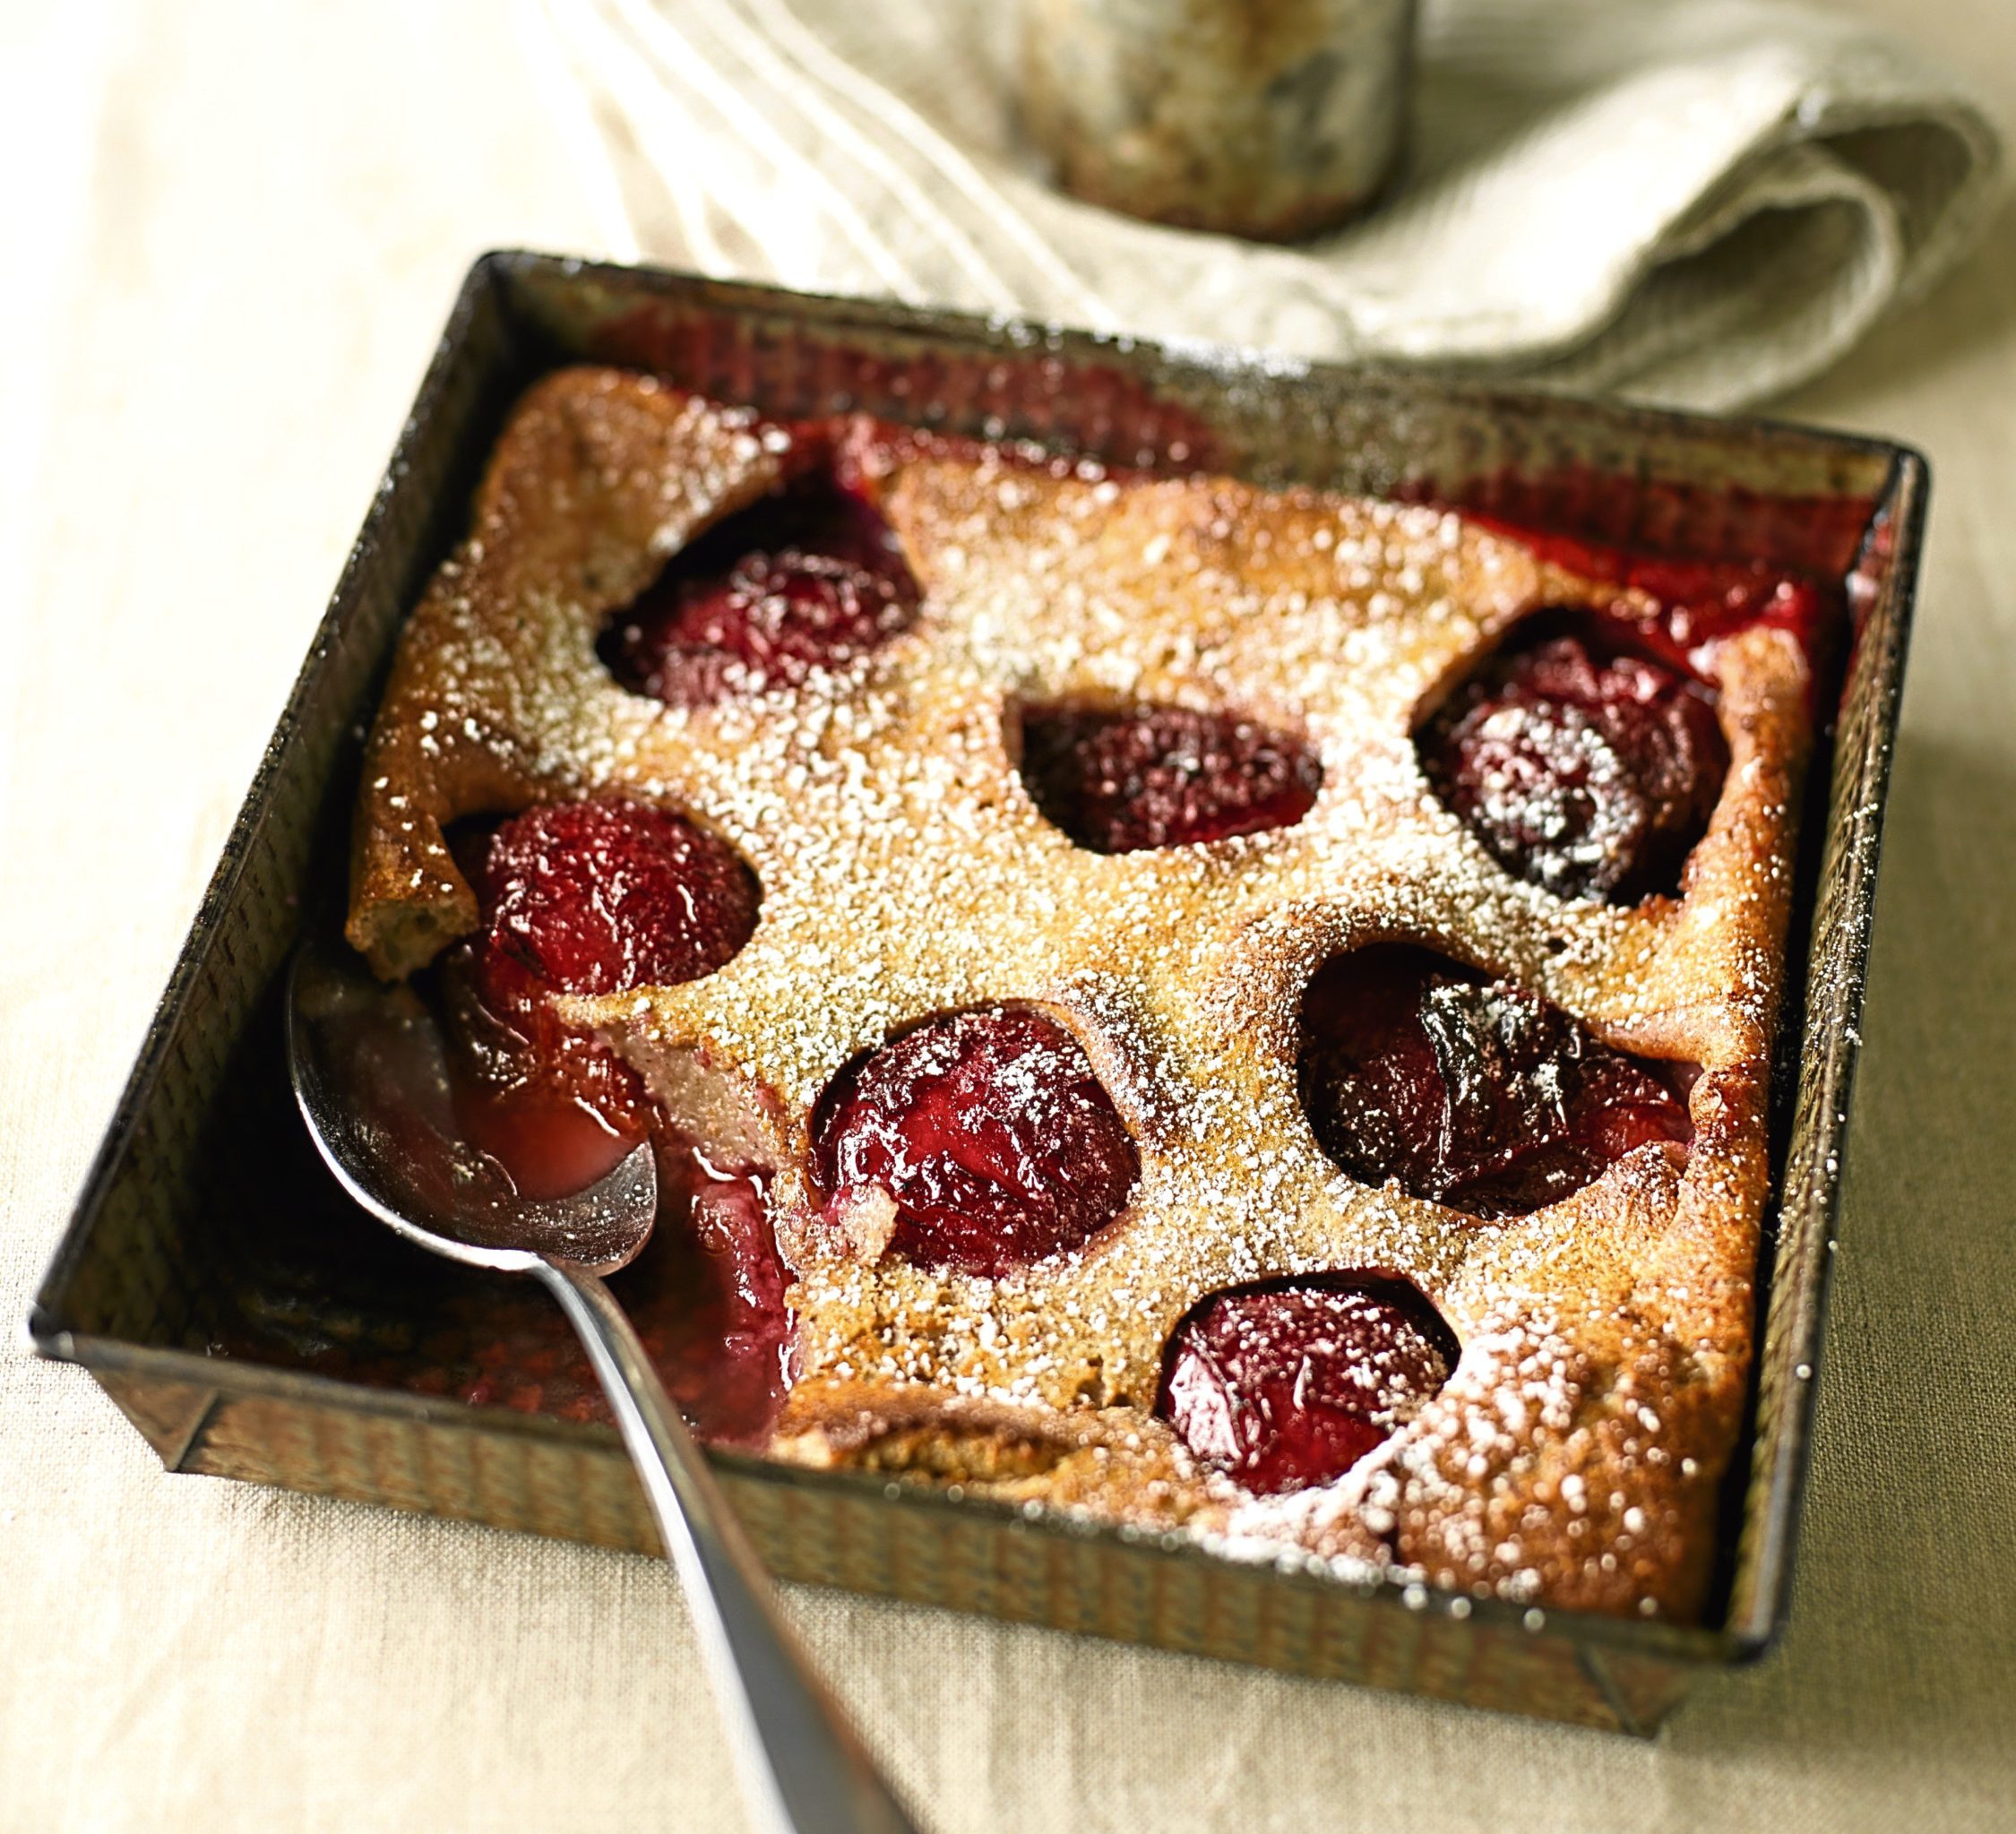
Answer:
[
  {"xmin": 427, "ymin": 796, "xmax": 790, "ymax": 1442},
  {"xmin": 1018, "ymin": 703, "xmax": 1322, "ymax": 854},
  {"xmin": 1297, "ymin": 945, "xmax": 1693, "ymax": 1218},
  {"xmin": 1159, "ymin": 1279, "xmax": 1457, "ymax": 1494},
  {"xmin": 468, "ymin": 795, "xmax": 758, "ymax": 997},
  {"xmin": 812, "ymin": 1007, "xmax": 1141, "ymax": 1279},
  {"xmin": 1419, "ymin": 626, "xmax": 1727, "ymax": 904},
  {"xmin": 599, "ymin": 471, "xmax": 920, "ymax": 706}
]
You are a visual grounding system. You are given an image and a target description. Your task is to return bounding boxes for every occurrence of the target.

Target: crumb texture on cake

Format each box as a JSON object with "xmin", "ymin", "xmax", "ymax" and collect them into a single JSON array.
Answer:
[{"xmin": 348, "ymin": 366, "xmax": 1818, "ymax": 1623}]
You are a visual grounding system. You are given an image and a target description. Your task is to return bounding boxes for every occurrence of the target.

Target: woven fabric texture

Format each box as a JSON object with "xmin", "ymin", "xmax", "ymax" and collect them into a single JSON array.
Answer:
[{"xmin": 528, "ymin": 0, "xmax": 2003, "ymax": 407}]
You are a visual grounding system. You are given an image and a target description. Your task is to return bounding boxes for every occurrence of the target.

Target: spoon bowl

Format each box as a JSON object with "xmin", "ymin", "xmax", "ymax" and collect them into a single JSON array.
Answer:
[{"xmin": 286, "ymin": 935, "xmax": 656, "ymax": 1275}]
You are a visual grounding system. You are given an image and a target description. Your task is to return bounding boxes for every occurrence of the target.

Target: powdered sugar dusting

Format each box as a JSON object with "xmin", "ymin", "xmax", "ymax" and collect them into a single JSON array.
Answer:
[{"xmin": 350, "ymin": 369, "xmax": 1816, "ymax": 1621}]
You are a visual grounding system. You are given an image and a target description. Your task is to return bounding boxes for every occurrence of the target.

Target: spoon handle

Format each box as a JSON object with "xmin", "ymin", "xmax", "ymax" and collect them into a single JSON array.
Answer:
[
  {"xmin": 528, "ymin": 1257, "xmax": 923, "ymax": 1834},
  {"xmin": 536, "ymin": 1259, "xmax": 926, "ymax": 1834}
]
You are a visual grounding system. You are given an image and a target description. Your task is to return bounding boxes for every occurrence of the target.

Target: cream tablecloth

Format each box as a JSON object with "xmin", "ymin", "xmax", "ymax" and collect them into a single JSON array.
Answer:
[{"xmin": 3, "ymin": 3, "xmax": 2012, "ymax": 1830}]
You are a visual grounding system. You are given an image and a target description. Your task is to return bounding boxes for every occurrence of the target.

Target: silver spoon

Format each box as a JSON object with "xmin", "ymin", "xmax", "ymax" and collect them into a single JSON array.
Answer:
[{"xmin": 286, "ymin": 933, "xmax": 924, "ymax": 1834}]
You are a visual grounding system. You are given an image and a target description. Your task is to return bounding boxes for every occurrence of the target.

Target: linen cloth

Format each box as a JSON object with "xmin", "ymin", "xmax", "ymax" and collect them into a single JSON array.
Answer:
[
  {"xmin": 528, "ymin": 0, "xmax": 2003, "ymax": 407},
  {"xmin": 4, "ymin": 4, "xmax": 2015, "ymax": 1833}
]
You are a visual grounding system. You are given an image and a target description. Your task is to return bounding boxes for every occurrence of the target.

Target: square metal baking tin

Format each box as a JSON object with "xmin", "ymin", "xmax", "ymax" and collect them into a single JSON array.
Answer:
[{"xmin": 30, "ymin": 254, "xmax": 1926, "ymax": 1735}]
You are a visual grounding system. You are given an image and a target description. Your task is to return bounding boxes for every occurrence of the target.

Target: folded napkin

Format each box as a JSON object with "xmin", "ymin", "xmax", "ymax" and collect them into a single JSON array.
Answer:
[{"xmin": 521, "ymin": 0, "xmax": 2004, "ymax": 408}]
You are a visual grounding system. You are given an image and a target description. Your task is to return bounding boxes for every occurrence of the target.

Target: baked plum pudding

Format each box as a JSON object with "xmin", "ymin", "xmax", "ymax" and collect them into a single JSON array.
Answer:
[{"xmin": 333, "ymin": 366, "xmax": 1831, "ymax": 1621}]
